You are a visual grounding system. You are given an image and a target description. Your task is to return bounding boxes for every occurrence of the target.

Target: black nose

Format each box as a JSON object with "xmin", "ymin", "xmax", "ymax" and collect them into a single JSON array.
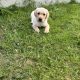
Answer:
[{"xmin": 38, "ymin": 18, "xmax": 42, "ymax": 22}]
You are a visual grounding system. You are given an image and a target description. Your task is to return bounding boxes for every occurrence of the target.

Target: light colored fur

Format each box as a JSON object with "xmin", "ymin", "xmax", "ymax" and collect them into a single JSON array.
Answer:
[{"xmin": 31, "ymin": 7, "xmax": 50, "ymax": 33}]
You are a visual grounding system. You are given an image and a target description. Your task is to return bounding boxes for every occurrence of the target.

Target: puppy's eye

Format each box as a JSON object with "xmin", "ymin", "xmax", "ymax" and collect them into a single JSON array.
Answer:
[
  {"xmin": 37, "ymin": 12, "xmax": 40, "ymax": 15},
  {"xmin": 43, "ymin": 13, "xmax": 45, "ymax": 16}
]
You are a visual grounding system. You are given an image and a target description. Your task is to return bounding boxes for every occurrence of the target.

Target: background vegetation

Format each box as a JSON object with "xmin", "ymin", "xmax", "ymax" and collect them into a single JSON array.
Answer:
[{"xmin": 0, "ymin": 3, "xmax": 80, "ymax": 80}]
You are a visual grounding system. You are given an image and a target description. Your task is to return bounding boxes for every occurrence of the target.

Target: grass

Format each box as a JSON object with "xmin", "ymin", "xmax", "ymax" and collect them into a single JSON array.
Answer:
[{"xmin": 0, "ymin": 3, "xmax": 80, "ymax": 80}]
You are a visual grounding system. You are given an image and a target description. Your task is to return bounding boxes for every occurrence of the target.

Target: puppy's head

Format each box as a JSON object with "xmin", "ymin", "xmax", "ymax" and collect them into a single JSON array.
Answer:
[{"xmin": 34, "ymin": 7, "xmax": 49, "ymax": 22}]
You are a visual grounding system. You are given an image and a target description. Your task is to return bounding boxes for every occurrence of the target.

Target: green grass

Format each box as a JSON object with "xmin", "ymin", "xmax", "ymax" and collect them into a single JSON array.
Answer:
[{"xmin": 0, "ymin": 4, "xmax": 80, "ymax": 80}]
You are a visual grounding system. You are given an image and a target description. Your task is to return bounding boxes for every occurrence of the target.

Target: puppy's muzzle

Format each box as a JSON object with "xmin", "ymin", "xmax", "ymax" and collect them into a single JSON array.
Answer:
[{"xmin": 38, "ymin": 18, "xmax": 42, "ymax": 22}]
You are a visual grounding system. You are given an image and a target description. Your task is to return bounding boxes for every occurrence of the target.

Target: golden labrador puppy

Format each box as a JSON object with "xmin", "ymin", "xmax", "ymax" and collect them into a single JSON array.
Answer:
[{"xmin": 31, "ymin": 7, "xmax": 50, "ymax": 33}]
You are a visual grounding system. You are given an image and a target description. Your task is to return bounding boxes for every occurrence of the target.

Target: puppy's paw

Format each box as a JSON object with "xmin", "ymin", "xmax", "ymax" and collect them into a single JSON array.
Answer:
[
  {"xmin": 44, "ymin": 26, "xmax": 49, "ymax": 33},
  {"xmin": 44, "ymin": 30, "xmax": 49, "ymax": 33},
  {"xmin": 35, "ymin": 28, "xmax": 40, "ymax": 33},
  {"xmin": 32, "ymin": 26, "xmax": 40, "ymax": 33}
]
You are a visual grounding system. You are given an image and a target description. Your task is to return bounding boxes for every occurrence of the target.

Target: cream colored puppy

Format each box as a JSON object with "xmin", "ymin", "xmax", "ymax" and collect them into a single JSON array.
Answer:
[{"xmin": 31, "ymin": 7, "xmax": 50, "ymax": 33}]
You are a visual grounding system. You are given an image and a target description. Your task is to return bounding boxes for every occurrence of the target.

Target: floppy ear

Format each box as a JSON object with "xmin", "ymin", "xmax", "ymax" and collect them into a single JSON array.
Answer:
[
  {"xmin": 34, "ymin": 9, "xmax": 37, "ymax": 17},
  {"xmin": 46, "ymin": 10, "xmax": 49, "ymax": 20}
]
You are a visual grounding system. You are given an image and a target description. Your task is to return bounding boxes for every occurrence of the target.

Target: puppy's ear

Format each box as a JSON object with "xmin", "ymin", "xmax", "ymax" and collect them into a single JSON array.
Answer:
[
  {"xmin": 46, "ymin": 10, "xmax": 49, "ymax": 20},
  {"xmin": 34, "ymin": 10, "xmax": 37, "ymax": 17}
]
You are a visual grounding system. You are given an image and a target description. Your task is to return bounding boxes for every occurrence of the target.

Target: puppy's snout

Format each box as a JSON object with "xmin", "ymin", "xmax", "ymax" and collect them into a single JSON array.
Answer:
[{"xmin": 38, "ymin": 18, "xmax": 42, "ymax": 22}]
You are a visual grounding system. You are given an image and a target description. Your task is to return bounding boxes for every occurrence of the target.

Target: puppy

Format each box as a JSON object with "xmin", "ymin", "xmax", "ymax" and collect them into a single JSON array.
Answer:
[{"xmin": 31, "ymin": 7, "xmax": 50, "ymax": 33}]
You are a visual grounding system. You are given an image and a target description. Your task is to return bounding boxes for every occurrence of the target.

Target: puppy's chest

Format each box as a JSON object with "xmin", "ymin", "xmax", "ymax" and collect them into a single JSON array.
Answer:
[{"xmin": 36, "ymin": 22, "xmax": 46, "ymax": 27}]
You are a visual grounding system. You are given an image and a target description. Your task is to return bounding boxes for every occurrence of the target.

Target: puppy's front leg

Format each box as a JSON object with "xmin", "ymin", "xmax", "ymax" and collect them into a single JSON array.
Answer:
[
  {"xmin": 44, "ymin": 24, "xmax": 50, "ymax": 33},
  {"xmin": 32, "ymin": 25, "xmax": 40, "ymax": 33}
]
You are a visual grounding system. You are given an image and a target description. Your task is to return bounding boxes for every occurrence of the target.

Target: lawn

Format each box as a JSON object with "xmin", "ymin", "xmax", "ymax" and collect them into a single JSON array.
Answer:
[{"xmin": 0, "ymin": 3, "xmax": 80, "ymax": 80}]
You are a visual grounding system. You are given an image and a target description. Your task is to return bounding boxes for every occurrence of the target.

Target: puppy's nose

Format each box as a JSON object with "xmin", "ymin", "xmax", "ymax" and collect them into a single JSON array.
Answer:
[{"xmin": 38, "ymin": 18, "xmax": 42, "ymax": 22}]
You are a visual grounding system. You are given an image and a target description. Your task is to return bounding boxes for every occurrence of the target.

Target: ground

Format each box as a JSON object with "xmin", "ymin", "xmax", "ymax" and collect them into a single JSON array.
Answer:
[{"xmin": 0, "ymin": 3, "xmax": 80, "ymax": 80}]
